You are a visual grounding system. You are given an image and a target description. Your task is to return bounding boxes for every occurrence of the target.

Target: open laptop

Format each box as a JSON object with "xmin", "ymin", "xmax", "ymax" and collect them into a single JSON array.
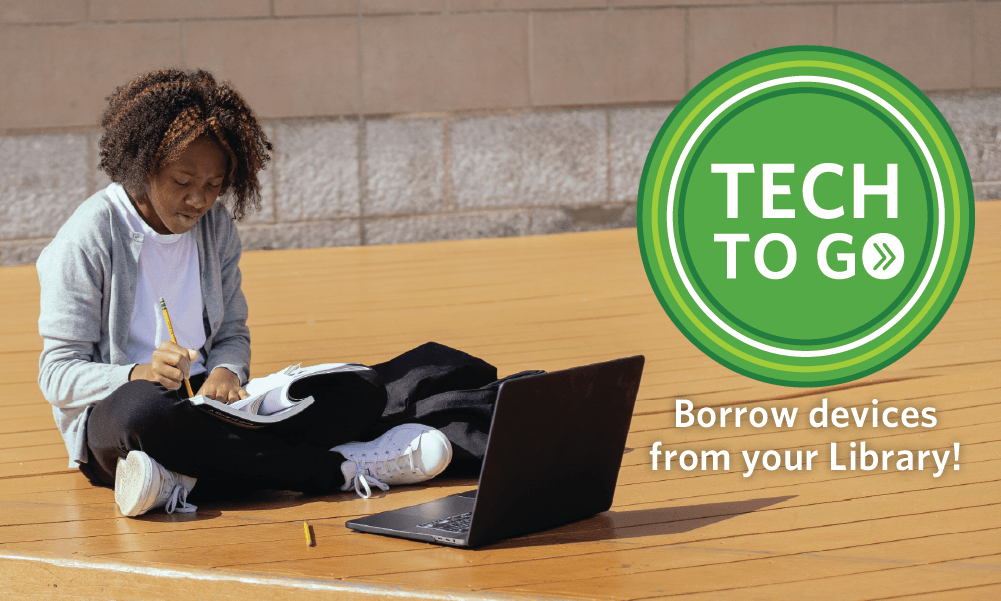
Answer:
[{"xmin": 345, "ymin": 355, "xmax": 645, "ymax": 548}]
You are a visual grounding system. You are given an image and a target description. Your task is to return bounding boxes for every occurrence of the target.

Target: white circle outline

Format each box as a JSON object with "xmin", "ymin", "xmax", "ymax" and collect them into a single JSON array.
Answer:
[{"xmin": 666, "ymin": 75, "xmax": 945, "ymax": 358}]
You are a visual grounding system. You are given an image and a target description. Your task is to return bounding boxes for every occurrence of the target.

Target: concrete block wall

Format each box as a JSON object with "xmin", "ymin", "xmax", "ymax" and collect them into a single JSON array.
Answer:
[{"xmin": 1, "ymin": 1, "xmax": 999, "ymax": 264}]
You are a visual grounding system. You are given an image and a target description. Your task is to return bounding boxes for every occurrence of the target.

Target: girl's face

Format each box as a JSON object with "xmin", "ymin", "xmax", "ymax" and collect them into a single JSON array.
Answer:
[{"xmin": 137, "ymin": 136, "xmax": 228, "ymax": 235}]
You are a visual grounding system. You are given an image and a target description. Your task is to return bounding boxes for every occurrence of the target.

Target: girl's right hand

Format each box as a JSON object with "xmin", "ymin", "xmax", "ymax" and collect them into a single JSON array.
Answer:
[{"xmin": 130, "ymin": 341, "xmax": 199, "ymax": 390}]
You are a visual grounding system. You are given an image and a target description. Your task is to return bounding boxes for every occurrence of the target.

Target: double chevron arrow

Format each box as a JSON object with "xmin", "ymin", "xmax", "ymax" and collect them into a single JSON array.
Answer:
[{"xmin": 872, "ymin": 242, "xmax": 897, "ymax": 271}]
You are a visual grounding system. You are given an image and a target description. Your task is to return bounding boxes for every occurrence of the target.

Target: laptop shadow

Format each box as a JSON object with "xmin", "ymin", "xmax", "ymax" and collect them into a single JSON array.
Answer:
[{"xmin": 489, "ymin": 495, "xmax": 796, "ymax": 549}]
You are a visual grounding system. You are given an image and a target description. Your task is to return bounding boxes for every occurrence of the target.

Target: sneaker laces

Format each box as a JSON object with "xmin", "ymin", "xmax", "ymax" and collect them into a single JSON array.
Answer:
[
  {"xmin": 348, "ymin": 472, "xmax": 390, "ymax": 499},
  {"xmin": 164, "ymin": 485, "xmax": 197, "ymax": 514},
  {"xmin": 345, "ymin": 445, "xmax": 419, "ymax": 499}
]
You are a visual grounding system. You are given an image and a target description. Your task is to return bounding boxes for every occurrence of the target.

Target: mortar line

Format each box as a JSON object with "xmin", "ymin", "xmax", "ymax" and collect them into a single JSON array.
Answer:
[
  {"xmin": 970, "ymin": 0, "xmax": 976, "ymax": 89},
  {"xmin": 443, "ymin": 115, "xmax": 454, "ymax": 212},
  {"xmin": 684, "ymin": 9, "xmax": 691, "ymax": 92},
  {"xmin": 606, "ymin": 109, "xmax": 613, "ymax": 206},
  {"xmin": 358, "ymin": 13, "xmax": 367, "ymax": 246},
  {"xmin": 527, "ymin": 12, "xmax": 535, "ymax": 107},
  {"xmin": 832, "ymin": 4, "xmax": 838, "ymax": 47}
]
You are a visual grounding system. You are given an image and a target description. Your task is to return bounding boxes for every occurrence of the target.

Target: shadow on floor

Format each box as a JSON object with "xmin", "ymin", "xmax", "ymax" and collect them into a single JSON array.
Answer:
[
  {"xmin": 135, "ymin": 477, "xmax": 482, "ymax": 522},
  {"xmin": 490, "ymin": 495, "xmax": 797, "ymax": 549}
]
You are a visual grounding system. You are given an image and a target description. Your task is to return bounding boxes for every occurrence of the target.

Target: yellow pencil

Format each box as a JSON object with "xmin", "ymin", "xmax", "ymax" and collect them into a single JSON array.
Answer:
[
  {"xmin": 304, "ymin": 521, "xmax": 315, "ymax": 547},
  {"xmin": 159, "ymin": 297, "xmax": 195, "ymax": 398}
]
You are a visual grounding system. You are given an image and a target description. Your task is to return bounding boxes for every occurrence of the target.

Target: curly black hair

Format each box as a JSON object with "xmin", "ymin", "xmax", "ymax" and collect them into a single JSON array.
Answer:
[{"xmin": 98, "ymin": 69, "xmax": 272, "ymax": 221}]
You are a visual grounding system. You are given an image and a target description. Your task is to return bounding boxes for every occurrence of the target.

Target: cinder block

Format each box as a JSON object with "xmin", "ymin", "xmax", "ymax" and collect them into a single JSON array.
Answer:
[
  {"xmin": 450, "ymin": 0, "xmax": 604, "ymax": 10},
  {"xmin": 930, "ymin": 93, "xmax": 1001, "ymax": 184},
  {"xmin": 610, "ymin": 0, "xmax": 754, "ymax": 6},
  {"xmin": 451, "ymin": 110, "xmax": 607, "ymax": 209},
  {"xmin": 974, "ymin": 3, "xmax": 1001, "ymax": 89},
  {"xmin": 364, "ymin": 211, "xmax": 530, "ymax": 244},
  {"xmin": 0, "ymin": 133, "xmax": 89, "ymax": 239},
  {"xmin": 272, "ymin": 220, "xmax": 361, "ymax": 248},
  {"xmin": 274, "ymin": 0, "xmax": 358, "ymax": 16},
  {"xmin": 0, "ymin": 23, "xmax": 182, "ymax": 129},
  {"xmin": 973, "ymin": 182, "xmax": 1001, "ymax": 202},
  {"xmin": 532, "ymin": 9, "xmax": 685, "ymax": 107},
  {"xmin": 361, "ymin": 13, "xmax": 528, "ymax": 114},
  {"xmin": 237, "ymin": 161, "xmax": 276, "ymax": 225},
  {"xmin": 0, "ymin": 0, "xmax": 85, "ymax": 23},
  {"xmin": 530, "ymin": 203, "xmax": 637, "ymax": 235},
  {"xmin": 273, "ymin": 120, "xmax": 360, "ymax": 220},
  {"xmin": 235, "ymin": 224, "xmax": 276, "ymax": 252},
  {"xmin": 90, "ymin": 132, "xmax": 113, "ymax": 195},
  {"xmin": 690, "ymin": 6, "xmax": 833, "ymax": 85},
  {"xmin": 184, "ymin": 18, "xmax": 359, "ymax": 119},
  {"xmin": 366, "ymin": 118, "xmax": 444, "ymax": 216},
  {"xmin": 837, "ymin": 3, "xmax": 972, "ymax": 91},
  {"xmin": 362, "ymin": 0, "xmax": 444, "ymax": 14},
  {"xmin": 610, "ymin": 106, "xmax": 674, "ymax": 202},
  {"xmin": 238, "ymin": 123, "xmax": 277, "ymax": 225},
  {"xmin": 0, "ymin": 239, "xmax": 52, "ymax": 266},
  {"xmin": 89, "ymin": 0, "xmax": 269, "ymax": 20}
]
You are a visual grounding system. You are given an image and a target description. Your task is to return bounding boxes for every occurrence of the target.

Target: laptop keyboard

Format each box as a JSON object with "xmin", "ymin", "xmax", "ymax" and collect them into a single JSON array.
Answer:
[{"xmin": 417, "ymin": 511, "xmax": 473, "ymax": 533}]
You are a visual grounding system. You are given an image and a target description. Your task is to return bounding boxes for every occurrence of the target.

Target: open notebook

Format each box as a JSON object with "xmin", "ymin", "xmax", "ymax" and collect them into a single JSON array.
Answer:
[{"xmin": 188, "ymin": 363, "xmax": 373, "ymax": 427}]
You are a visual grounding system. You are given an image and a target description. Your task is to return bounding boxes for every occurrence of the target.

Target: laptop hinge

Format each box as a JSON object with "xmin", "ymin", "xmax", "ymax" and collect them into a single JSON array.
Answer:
[{"xmin": 433, "ymin": 535, "xmax": 466, "ymax": 545}]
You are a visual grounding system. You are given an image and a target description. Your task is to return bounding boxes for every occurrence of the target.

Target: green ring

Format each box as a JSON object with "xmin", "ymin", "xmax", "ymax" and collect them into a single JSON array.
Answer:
[{"xmin": 636, "ymin": 46, "xmax": 974, "ymax": 387}]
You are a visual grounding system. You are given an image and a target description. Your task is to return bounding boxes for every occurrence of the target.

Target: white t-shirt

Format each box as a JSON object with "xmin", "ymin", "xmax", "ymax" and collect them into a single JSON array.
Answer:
[{"xmin": 107, "ymin": 184, "xmax": 207, "ymax": 376}]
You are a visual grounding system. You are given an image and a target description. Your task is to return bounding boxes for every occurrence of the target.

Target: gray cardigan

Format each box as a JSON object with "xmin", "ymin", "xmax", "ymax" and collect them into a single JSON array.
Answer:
[{"xmin": 37, "ymin": 188, "xmax": 251, "ymax": 468}]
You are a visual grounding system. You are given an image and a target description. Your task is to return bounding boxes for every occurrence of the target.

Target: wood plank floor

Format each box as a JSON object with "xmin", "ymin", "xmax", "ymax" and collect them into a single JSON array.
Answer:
[{"xmin": 0, "ymin": 202, "xmax": 998, "ymax": 600}]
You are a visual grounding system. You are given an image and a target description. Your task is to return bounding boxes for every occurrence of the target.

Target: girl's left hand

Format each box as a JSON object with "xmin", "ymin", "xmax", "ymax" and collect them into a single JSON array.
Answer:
[{"xmin": 197, "ymin": 368, "xmax": 249, "ymax": 404}]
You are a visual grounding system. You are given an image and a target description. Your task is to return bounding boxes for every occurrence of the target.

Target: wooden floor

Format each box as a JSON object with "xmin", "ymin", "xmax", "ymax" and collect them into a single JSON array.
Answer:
[{"xmin": 1, "ymin": 202, "xmax": 998, "ymax": 600}]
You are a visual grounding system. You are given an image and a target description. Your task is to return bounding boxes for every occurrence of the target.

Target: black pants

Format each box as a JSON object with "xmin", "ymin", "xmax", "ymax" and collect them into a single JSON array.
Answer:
[
  {"xmin": 367, "ymin": 342, "xmax": 542, "ymax": 475},
  {"xmin": 82, "ymin": 342, "xmax": 534, "ymax": 500},
  {"xmin": 82, "ymin": 368, "xmax": 386, "ymax": 498}
]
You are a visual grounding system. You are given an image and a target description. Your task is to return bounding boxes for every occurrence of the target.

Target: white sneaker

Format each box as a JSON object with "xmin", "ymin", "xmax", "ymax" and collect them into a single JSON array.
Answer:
[
  {"xmin": 115, "ymin": 451, "xmax": 197, "ymax": 517},
  {"xmin": 332, "ymin": 424, "xmax": 453, "ymax": 498}
]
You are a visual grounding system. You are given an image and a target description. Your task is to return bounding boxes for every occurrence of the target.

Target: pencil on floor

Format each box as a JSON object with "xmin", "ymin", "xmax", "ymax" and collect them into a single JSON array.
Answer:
[{"xmin": 304, "ymin": 521, "xmax": 315, "ymax": 547}]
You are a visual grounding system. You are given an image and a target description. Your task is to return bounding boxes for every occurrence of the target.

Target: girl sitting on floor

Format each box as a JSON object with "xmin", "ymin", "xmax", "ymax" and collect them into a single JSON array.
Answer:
[{"xmin": 36, "ymin": 69, "xmax": 452, "ymax": 517}]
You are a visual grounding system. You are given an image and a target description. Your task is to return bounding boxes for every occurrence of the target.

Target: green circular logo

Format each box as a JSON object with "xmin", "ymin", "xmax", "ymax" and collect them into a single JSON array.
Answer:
[{"xmin": 637, "ymin": 47, "xmax": 975, "ymax": 387}]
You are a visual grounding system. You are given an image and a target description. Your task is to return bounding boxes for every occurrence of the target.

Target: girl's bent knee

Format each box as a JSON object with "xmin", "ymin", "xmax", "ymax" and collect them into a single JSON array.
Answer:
[{"xmin": 97, "ymin": 380, "xmax": 188, "ymax": 435}]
